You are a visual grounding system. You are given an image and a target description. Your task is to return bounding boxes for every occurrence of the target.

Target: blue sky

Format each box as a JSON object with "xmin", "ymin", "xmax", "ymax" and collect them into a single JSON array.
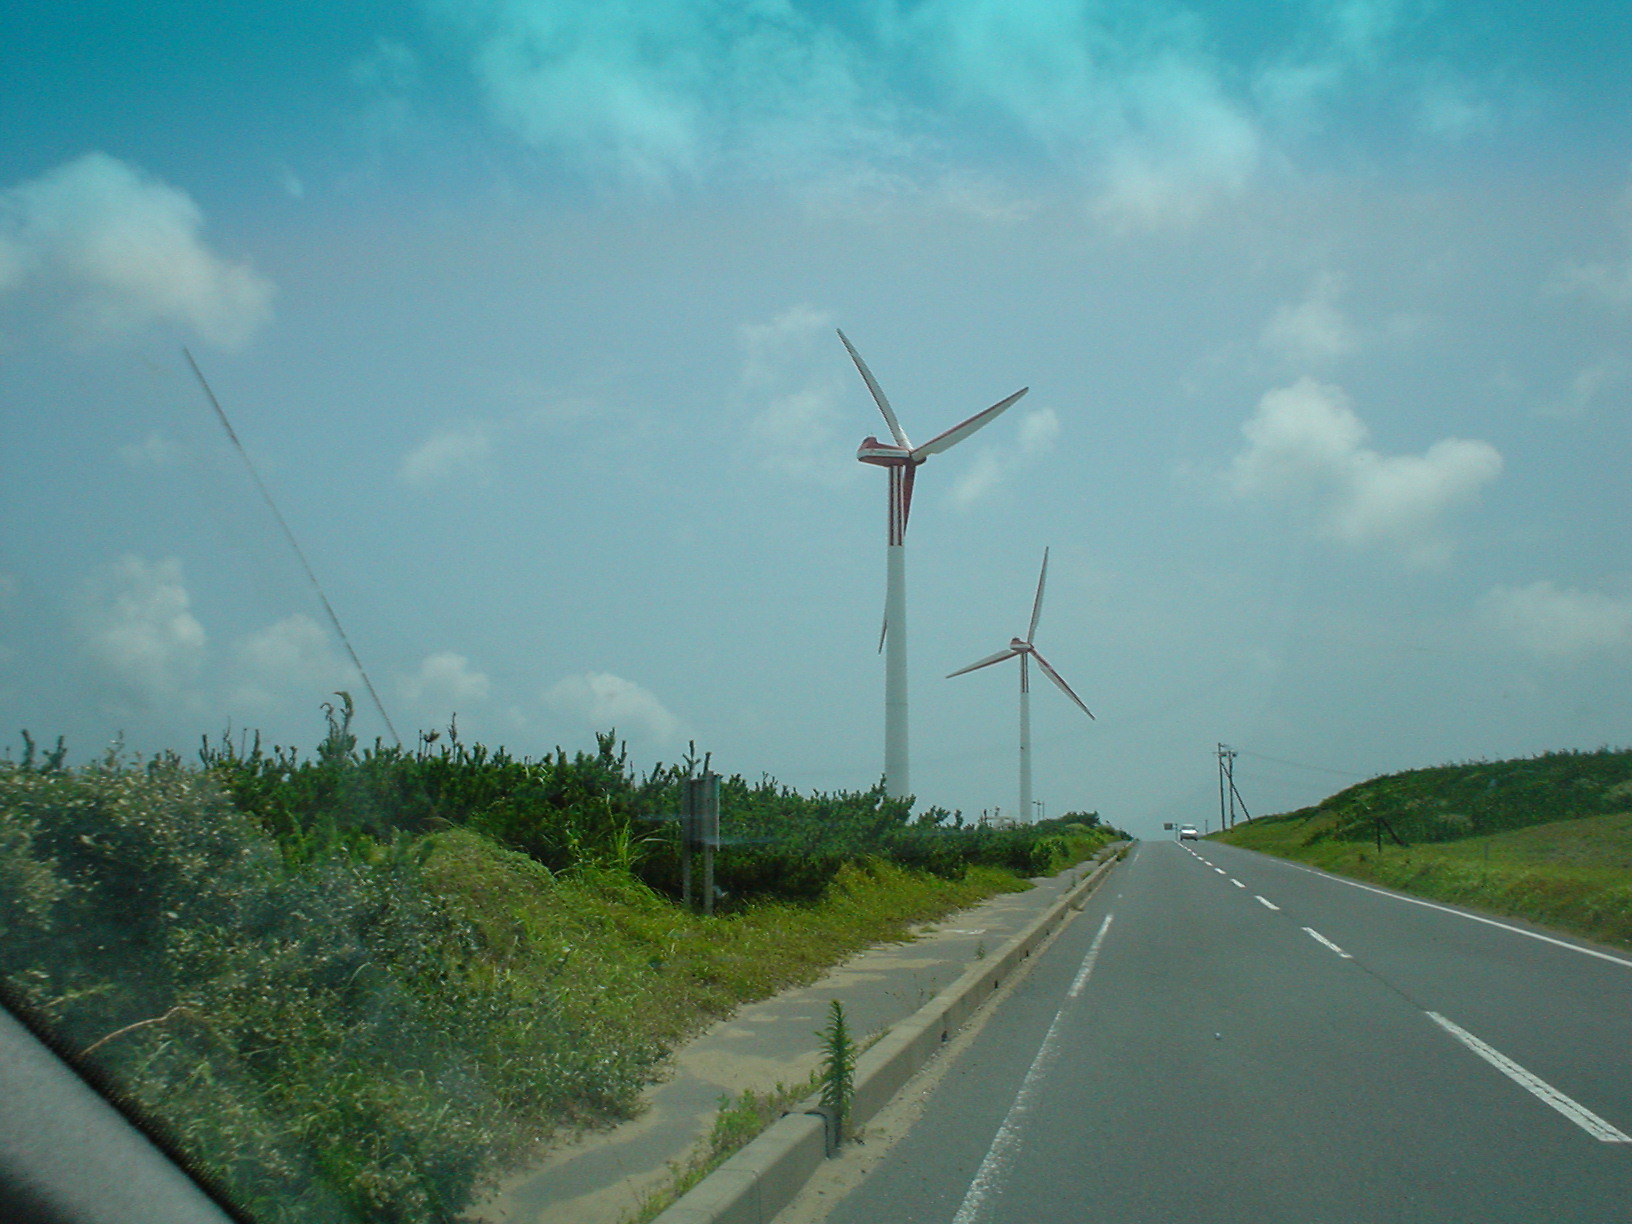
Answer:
[{"xmin": 3, "ymin": 0, "xmax": 1630, "ymax": 837}]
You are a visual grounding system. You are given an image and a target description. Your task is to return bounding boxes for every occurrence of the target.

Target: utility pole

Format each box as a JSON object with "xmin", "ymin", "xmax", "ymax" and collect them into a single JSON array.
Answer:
[
  {"xmin": 1033, "ymin": 799, "xmax": 1045, "ymax": 823},
  {"xmin": 1217, "ymin": 744, "xmax": 1239, "ymax": 828}
]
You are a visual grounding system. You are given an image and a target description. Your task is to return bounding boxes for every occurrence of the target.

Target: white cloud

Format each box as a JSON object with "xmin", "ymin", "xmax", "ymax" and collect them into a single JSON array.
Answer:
[
  {"xmin": 0, "ymin": 153, "xmax": 273, "ymax": 348},
  {"xmin": 228, "ymin": 614, "xmax": 358, "ymax": 711},
  {"xmin": 1541, "ymin": 357, "xmax": 1629, "ymax": 419},
  {"xmin": 399, "ymin": 424, "xmax": 494, "ymax": 488},
  {"xmin": 1415, "ymin": 75, "xmax": 1494, "ymax": 141},
  {"xmin": 1261, "ymin": 273, "xmax": 1360, "ymax": 365},
  {"xmin": 119, "ymin": 432, "xmax": 181, "ymax": 469},
  {"xmin": 350, "ymin": 37, "xmax": 423, "ymax": 139},
  {"xmin": 902, "ymin": 0, "xmax": 1261, "ymax": 229},
  {"xmin": 445, "ymin": 0, "xmax": 890, "ymax": 190},
  {"xmin": 950, "ymin": 406, "xmax": 1059, "ymax": 508},
  {"xmin": 1481, "ymin": 582, "xmax": 1632, "ymax": 661},
  {"xmin": 1230, "ymin": 378, "xmax": 1502, "ymax": 566},
  {"xmin": 740, "ymin": 304, "xmax": 853, "ymax": 484},
  {"xmin": 545, "ymin": 670, "xmax": 681, "ymax": 744},
  {"xmin": 1548, "ymin": 187, "xmax": 1632, "ymax": 308},
  {"xmin": 1551, "ymin": 256, "xmax": 1632, "ymax": 309},
  {"xmin": 398, "ymin": 651, "xmax": 491, "ymax": 708},
  {"xmin": 1253, "ymin": 0, "xmax": 1411, "ymax": 131},
  {"xmin": 75, "ymin": 555, "xmax": 208, "ymax": 708},
  {"xmin": 1091, "ymin": 57, "xmax": 1263, "ymax": 231}
]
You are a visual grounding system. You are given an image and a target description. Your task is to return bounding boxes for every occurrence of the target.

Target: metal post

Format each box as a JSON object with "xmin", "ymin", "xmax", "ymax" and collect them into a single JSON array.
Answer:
[
  {"xmin": 701, "ymin": 771, "xmax": 719, "ymax": 917},
  {"xmin": 680, "ymin": 780, "xmax": 696, "ymax": 912}
]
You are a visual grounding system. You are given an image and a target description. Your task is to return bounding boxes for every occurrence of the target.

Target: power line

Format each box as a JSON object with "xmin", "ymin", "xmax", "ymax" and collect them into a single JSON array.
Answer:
[
  {"xmin": 185, "ymin": 350, "xmax": 401, "ymax": 748},
  {"xmin": 1235, "ymin": 749, "xmax": 1366, "ymax": 779}
]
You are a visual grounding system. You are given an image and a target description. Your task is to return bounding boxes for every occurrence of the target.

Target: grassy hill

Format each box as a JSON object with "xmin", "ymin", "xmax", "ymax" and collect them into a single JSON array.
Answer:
[{"xmin": 1216, "ymin": 747, "xmax": 1632, "ymax": 949}]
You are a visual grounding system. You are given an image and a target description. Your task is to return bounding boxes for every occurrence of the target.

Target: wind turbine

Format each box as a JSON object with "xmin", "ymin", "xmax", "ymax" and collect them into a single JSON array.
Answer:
[
  {"xmin": 839, "ymin": 329, "xmax": 1028, "ymax": 800},
  {"xmin": 948, "ymin": 548, "xmax": 1093, "ymax": 822}
]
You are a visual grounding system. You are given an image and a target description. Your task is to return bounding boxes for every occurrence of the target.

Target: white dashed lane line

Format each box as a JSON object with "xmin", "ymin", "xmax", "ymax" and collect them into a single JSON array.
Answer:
[
  {"xmin": 1191, "ymin": 848, "xmax": 1632, "ymax": 1146},
  {"xmin": 1427, "ymin": 1012, "xmax": 1632, "ymax": 1143},
  {"xmin": 1303, "ymin": 927, "xmax": 1354, "ymax": 959}
]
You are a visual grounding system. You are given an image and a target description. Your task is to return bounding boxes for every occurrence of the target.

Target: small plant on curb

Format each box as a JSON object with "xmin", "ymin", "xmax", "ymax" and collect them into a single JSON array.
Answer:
[
  {"xmin": 817, "ymin": 999, "xmax": 856, "ymax": 1149},
  {"xmin": 622, "ymin": 1075, "xmax": 822, "ymax": 1224}
]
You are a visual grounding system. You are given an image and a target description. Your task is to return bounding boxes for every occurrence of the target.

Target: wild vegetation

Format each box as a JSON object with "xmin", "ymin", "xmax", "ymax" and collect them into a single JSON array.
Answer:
[
  {"xmin": 1215, "ymin": 747, "xmax": 1632, "ymax": 949},
  {"xmin": 0, "ymin": 705, "xmax": 1121, "ymax": 1224}
]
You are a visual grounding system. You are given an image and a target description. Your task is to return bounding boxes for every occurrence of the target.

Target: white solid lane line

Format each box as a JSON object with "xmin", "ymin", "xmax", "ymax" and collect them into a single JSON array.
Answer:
[
  {"xmin": 1303, "ymin": 927, "xmax": 1353, "ymax": 959},
  {"xmin": 1426, "ymin": 1012, "xmax": 1632, "ymax": 1143},
  {"xmin": 1069, "ymin": 912, "xmax": 1115, "ymax": 999},
  {"xmin": 1292, "ymin": 864, "xmax": 1632, "ymax": 970},
  {"xmin": 953, "ymin": 912, "xmax": 1116, "ymax": 1224},
  {"xmin": 1257, "ymin": 896, "xmax": 1280, "ymax": 911}
]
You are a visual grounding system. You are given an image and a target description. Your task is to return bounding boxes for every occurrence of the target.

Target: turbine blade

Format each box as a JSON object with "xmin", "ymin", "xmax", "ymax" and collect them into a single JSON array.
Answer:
[
  {"xmin": 911, "ymin": 387, "xmax": 1028, "ymax": 459},
  {"xmin": 878, "ymin": 609, "xmax": 888, "ymax": 654},
  {"xmin": 1027, "ymin": 547, "xmax": 1049, "ymax": 643},
  {"xmin": 1031, "ymin": 649, "xmax": 1094, "ymax": 719},
  {"xmin": 838, "ymin": 329, "xmax": 911, "ymax": 450},
  {"xmin": 947, "ymin": 646, "xmax": 1021, "ymax": 678},
  {"xmin": 901, "ymin": 463, "xmax": 917, "ymax": 536}
]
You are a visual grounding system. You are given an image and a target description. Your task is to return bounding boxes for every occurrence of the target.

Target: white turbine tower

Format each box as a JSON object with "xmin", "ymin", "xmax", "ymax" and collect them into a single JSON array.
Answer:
[
  {"xmin": 948, "ymin": 548, "xmax": 1093, "ymax": 821},
  {"xmin": 839, "ymin": 329, "xmax": 1028, "ymax": 800}
]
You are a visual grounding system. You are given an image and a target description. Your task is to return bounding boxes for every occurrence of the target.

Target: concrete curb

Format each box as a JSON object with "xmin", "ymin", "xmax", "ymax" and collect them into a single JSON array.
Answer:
[{"xmin": 648, "ymin": 848, "xmax": 1124, "ymax": 1224}]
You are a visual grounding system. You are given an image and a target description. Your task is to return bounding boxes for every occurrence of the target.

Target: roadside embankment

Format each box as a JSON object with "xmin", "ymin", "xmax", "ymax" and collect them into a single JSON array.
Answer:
[
  {"xmin": 631, "ymin": 845, "xmax": 1126, "ymax": 1224},
  {"xmin": 1217, "ymin": 758, "xmax": 1632, "ymax": 953}
]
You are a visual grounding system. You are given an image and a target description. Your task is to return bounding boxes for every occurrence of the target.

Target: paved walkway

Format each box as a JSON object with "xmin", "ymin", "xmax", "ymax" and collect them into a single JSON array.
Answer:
[{"xmin": 470, "ymin": 853, "xmax": 1113, "ymax": 1224}]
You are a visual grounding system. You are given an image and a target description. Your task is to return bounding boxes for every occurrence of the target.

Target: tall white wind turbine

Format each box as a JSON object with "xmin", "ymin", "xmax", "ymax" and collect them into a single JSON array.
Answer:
[
  {"xmin": 948, "ymin": 548, "xmax": 1093, "ymax": 821},
  {"xmin": 839, "ymin": 329, "xmax": 1028, "ymax": 800}
]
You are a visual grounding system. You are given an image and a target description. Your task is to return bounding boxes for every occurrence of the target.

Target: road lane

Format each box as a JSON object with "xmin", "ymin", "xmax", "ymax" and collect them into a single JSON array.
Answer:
[
  {"xmin": 814, "ymin": 840, "xmax": 1632, "ymax": 1224},
  {"xmin": 1194, "ymin": 839, "xmax": 1632, "ymax": 1137}
]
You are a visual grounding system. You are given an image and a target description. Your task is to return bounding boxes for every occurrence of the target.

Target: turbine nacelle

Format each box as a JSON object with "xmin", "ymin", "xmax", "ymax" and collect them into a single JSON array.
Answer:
[{"xmin": 857, "ymin": 437, "xmax": 916, "ymax": 466}]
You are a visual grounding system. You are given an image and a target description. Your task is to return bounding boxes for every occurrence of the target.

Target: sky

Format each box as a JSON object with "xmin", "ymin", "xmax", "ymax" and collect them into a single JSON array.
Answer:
[{"xmin": 2, "ymin": 0, "xmax": 1629, "ymax": 840}]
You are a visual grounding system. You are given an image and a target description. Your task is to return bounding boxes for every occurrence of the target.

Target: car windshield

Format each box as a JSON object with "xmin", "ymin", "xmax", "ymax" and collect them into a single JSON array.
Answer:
[{"xmin": 4, "ymin": 3, "xmax": 1630, "ymax": 1223}]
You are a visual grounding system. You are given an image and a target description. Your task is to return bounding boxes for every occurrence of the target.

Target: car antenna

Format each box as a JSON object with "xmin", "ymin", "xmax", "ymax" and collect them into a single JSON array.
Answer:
[{"xmin": 185, "ymin": 348, "xmax": 402, "ymax": 748}]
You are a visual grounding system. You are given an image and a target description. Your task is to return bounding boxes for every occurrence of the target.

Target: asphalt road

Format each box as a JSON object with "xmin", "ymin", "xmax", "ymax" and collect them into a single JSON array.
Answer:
[{"xmin": 815, "ymin": 839, "xmax": 1632, "ymax": 1224}]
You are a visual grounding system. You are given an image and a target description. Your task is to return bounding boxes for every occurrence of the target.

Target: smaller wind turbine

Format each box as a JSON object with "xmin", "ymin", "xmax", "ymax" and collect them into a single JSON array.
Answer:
[{"xmin": 948, "ymin": 548, "xmax": 1093, "ymax": 823}]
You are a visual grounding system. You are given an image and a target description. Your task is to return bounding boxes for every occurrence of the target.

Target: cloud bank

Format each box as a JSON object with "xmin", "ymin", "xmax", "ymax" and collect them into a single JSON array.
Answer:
[
  {"xmin": 545, "ymin": 670, "xmax": 681, "ymax": 744},
  {"xmin": 950, "ymin": 406, "xmax": 1060, "ymax": 508},
  {"xmin": 429, "ymin": 0, "xmax": 1480, "ymax": 225},
  {"xmin": 1481, "ymin": 581, "xmax": 1632, "ymax": 661},
  {"xmin": 1230, "ymin": 378, "xmax": 1502, "ymax": 566},
  {"xmin": 74, "ymin": 555, "xmax": 208, "ymax": 709},
  {"xmin": 740, "ymin": 304, "xmax": 854, "ymax": 483},
  {"xmin": 0, "ymin": 153, "xmax": 273, "ymax": 347},
  {"xmin": 228, "ymin": 614, "xmax": 359, "ymax": 711},
  {"xmin": 398, "ymin": 651, "xmax": 492, "ymax": 708},
  {"xmin": 400, "ymin": 424, "xmax": 495, "ymax": 489},
  {"xmin": 1261, "ymin": 273, "xmax": 1360, "ymax": 366}
]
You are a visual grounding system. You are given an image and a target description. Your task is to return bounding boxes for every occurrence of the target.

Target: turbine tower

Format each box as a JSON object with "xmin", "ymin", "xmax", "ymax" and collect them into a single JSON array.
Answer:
[
  {"xmin": 839, "ymin": 329, "xmax": 1027, "ymax": 799},
  {"xmin": 948, "ymin": 548, "xmax": 1093, "ymax": 821}
]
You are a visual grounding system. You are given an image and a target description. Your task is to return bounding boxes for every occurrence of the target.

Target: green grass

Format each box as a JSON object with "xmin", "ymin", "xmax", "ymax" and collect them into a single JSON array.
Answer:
[
  {"xmin": 1216, "ymin": 749, "xmax": 1632, "ymax": 951},
  {"xmin": 2, "ymin": 754, "xmax": 1102, "ymax": 1224},
  {"xmin": 420, "ymin": 827, "xmax": 1035, "ymax": 1059}
]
